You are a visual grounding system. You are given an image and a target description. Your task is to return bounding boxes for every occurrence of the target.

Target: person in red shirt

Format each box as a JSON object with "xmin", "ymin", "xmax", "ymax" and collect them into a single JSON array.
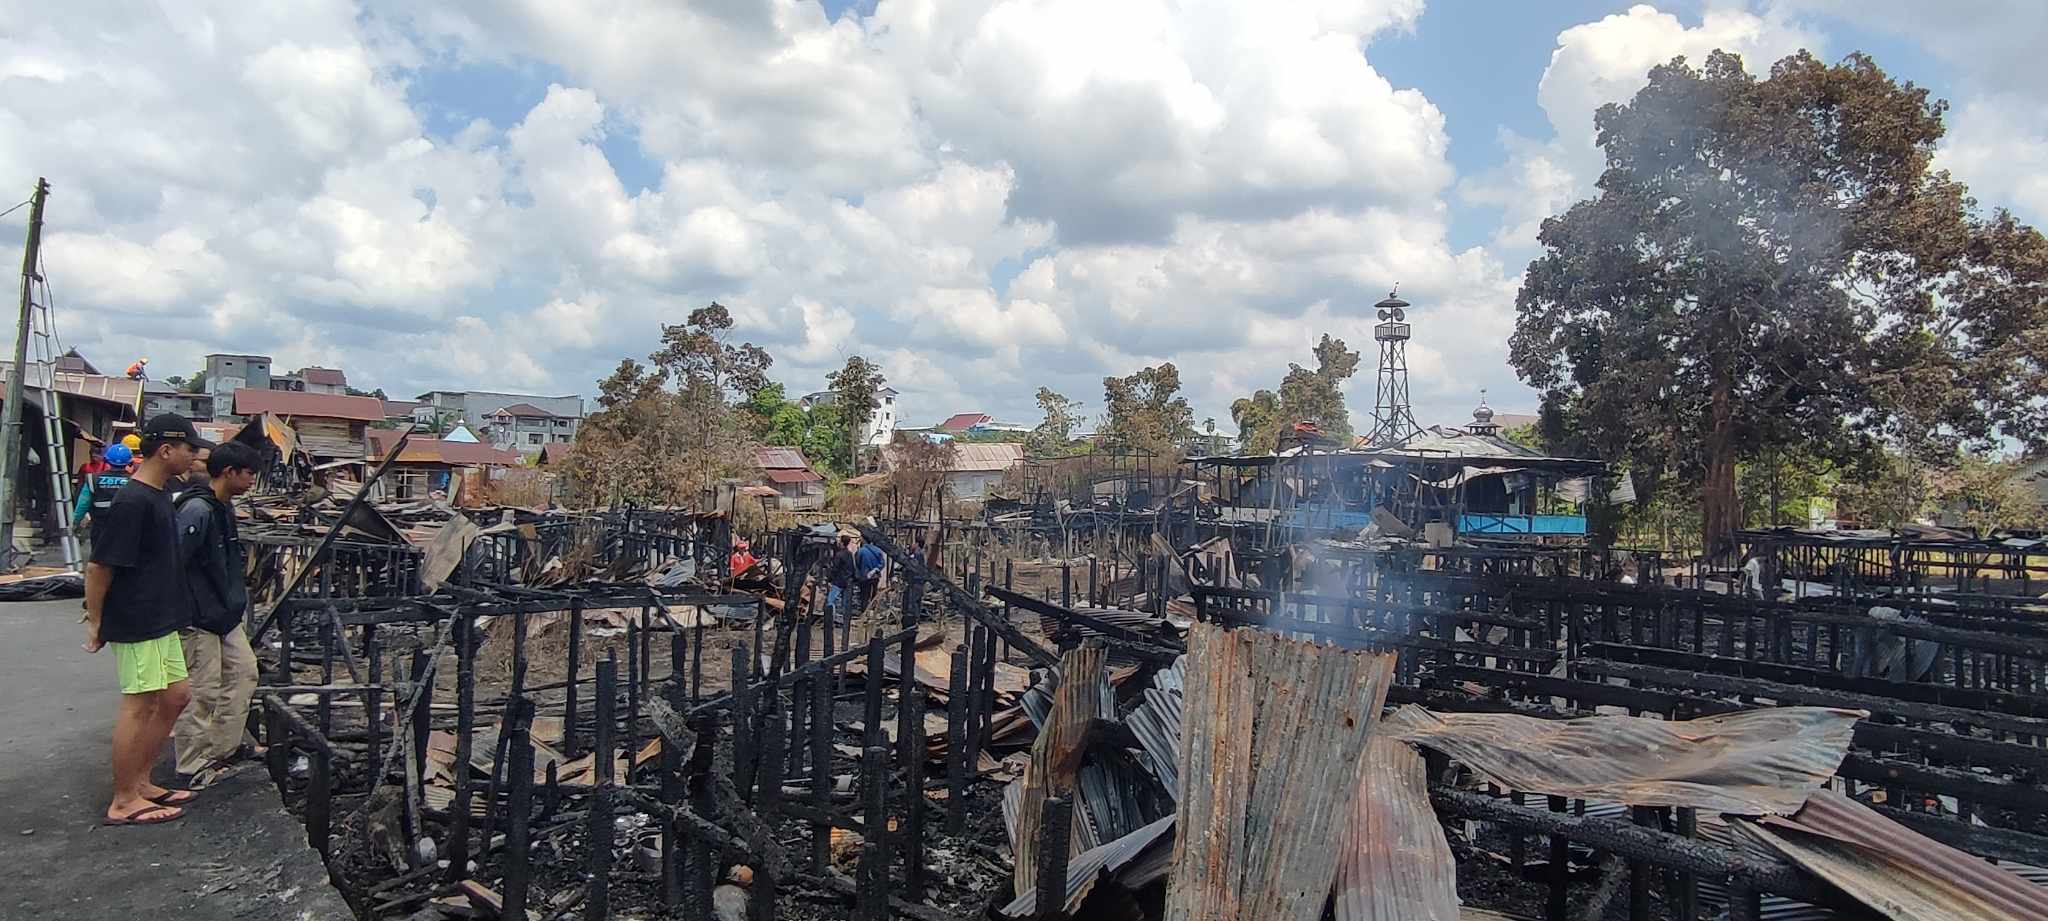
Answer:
[
  {"xmin": 76, "ymin": 443, "xmax": 110, "ymax": 483},
  {"xmin": 729, "ymin": 538, "xmax": 758, "ymax": 582}
]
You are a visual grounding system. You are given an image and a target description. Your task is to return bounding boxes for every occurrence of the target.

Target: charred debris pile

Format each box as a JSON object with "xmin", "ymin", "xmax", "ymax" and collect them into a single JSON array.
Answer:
[{"xmin": 247, "ymin": 473, "xmax": 2048, "ymax": 920}]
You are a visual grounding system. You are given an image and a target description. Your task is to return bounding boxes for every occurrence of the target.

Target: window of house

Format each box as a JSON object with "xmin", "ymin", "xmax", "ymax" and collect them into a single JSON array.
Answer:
[
  {"xmin": 555, "ymin": 419, "xmax": 568, "ymax": 428},
  {"xmin": 555, "ymin": 434, "xmax": 570, "ymax": 442},
  {"xmin": 528, "ymin": 433, "xmax": 543, "ymax": 445}
]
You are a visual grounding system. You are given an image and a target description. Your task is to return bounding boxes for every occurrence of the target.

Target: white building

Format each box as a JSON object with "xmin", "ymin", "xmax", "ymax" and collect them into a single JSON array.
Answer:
[{"xmin": 799, "ymin": 386, "xmax": 898, "ymax": 446}]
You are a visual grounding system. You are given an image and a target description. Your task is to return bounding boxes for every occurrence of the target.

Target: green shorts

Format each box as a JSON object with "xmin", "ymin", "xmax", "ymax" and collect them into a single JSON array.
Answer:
[{"xmin": 114, "ymin": 632, "xmax": 189, "ymax": 695}]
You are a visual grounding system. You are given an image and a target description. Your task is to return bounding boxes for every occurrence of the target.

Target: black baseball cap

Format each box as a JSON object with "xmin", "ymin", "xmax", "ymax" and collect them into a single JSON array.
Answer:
[{"xmin": 141, "ymin": 413, "xmax": 216, "ymax": 449}]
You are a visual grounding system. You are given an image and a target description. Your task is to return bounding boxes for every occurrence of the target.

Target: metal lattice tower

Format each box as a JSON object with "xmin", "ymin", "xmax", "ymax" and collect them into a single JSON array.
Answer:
[{"xmin": 1365, "ymin": 291, "xmax": 1419, "ymax": 446}]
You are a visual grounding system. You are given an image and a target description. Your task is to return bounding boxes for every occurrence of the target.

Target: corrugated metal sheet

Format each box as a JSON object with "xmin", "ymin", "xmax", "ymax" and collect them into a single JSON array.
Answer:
[
  {"xmin": 1382, "ymin": 705, "xmax": 1863, "ymax": 816},
  {"xmin": 232, "ymin": 387, "xmax": 387, "ymax": 421},
  {"xmin": 753, "ymin": 446, "xmax": 811, "ymax": 469},
  {"xmin": 1164, "ymin": 623, "xmax": 1397, "ymax": 921},
  {"xmin": 1011, "ymin": 644, "xmax": 1110, "ymax": 898},
  {"xmin": 1742, "ymin": 789, "xmax": 2048, "ymax": 921},
  {"xmin": 949, "ymin": 442, "xmax": 1026, "ymax": 472},
  {"xmin": 1001, "ymin": 815, "xmax": 1177, "ymax": 917},
  {"xmin": 763, "ymin": 466, "xmax": 824, "ymax": 484},
  {"xmin": 1126, "ymin": 658, "xmax": 1186, "ymax": 800},
  {"xmin": 1333, "ymin": 736, "xmax": 1461, "ymax": 921}
]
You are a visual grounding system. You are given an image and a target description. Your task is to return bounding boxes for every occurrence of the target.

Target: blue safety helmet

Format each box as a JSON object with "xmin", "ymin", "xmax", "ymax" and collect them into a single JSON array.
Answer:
[{"xmin": 104, "ymin": 443, "xmax": 133, "ymax": 466}]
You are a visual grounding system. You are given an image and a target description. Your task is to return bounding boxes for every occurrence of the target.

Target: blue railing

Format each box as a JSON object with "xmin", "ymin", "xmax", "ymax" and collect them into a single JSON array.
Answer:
[{"xmin": 1458, "ymin": 513, "xmax": 1587, "ymax": 535}]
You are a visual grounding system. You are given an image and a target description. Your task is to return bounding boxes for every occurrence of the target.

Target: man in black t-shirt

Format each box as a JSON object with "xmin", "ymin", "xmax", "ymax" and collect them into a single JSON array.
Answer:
[{"xmin": 82, "ymin": 413, "xmax": 214, "ymax": 826}]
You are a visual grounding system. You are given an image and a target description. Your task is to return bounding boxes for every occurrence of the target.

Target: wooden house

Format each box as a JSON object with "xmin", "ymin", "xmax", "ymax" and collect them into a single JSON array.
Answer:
[{"xmin": 231, "ymin": 389, "xmax": 386, "ymax": 464}]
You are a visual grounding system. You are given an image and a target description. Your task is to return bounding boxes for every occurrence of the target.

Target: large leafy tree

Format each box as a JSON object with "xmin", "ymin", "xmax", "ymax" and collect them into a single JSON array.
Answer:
[
  {"xmin": 1229, "ymin": 334, "xmax": 1363, "ymax": 451},
  {"xmin": 826, "ymin": 355, "xmax": 886, "ymax": 472},
  {"xmin": 1027, "ymin": 387, "xmax": 1083, "ymax": 455},
  {"xmin": 1512, "ymin": 50, "xmax": 2048, "ymax": 554},
  {"xmin": 566, "ymin": 305, "xmax": 777, "ymax": 505},
  {"xmin": 1102, "ymin": 362, "xmax": 1195, "ymax": 455}
]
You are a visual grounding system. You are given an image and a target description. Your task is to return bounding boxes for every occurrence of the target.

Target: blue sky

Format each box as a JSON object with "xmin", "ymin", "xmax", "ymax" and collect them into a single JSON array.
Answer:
[{"xmin": 5, "ymin": 0, "xmax": 2042, "ymax": 433}]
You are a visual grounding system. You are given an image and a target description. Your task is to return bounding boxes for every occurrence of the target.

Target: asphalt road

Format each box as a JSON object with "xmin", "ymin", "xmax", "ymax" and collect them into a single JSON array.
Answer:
[{"xmin": 0, "ymin": 598, "xmax": 352, "ymax": 919}]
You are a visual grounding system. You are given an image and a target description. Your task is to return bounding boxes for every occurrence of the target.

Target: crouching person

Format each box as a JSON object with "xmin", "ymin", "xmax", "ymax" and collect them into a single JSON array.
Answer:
[{"xmin": 174, "ymin": 441, "xmax": 262, "ymax": 784}]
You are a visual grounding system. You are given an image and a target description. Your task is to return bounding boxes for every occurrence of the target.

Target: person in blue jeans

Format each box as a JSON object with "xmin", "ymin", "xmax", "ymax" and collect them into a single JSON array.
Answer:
[
  {"xmin": 854, "ymin": 537, "xmax": 886, "ymax": 614},
  {"xmin": 824, "ymin": 534, "xmax": 856, "ymax": 624}
]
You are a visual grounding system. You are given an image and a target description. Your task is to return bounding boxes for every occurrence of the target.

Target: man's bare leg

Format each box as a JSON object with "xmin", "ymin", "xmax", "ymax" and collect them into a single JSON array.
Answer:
[
  {"xmin": 110, "ymin": 691, "xmax": 174, "ymax": 820},
  {"xmin": 134, "ymin": 680, "xmax": 192, "ymax": 802}
]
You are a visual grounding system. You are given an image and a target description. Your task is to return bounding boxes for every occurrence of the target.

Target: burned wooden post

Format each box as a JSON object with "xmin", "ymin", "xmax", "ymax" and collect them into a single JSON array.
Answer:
[
  {"xmin": 364, "ymin": 624, "xmax": 382, "ymax": 783},
  {"xmin": 945, "ymin": 642, "xmax": 970, "ymax": 834},
  {"xmin": 503, "ymin": 698, "xmax": 535, "ymax": 920},
  {"xmin": 687, "ymin": 717, "xmax": 717, "ymax": 915},
  {"xmin": 856, "ymin": 744, "xmax": 891, "ymax": 921},
  {"xmin": 811, "ymin": 661, "xmax": 834, "ymax": 874},
  {"xmin": 903, "ymin": 684, "xmax": 929, "ymax": 896},
  {"xmin": 752, "ymin": 696, "xmax": 784, "ymax": 921},
  {"xmin": 566, "ymin": 596, "xmax": 584, "ymax": 756},
  {"xmin": 1034, "ymin": 795, "xmax": 1074, "ymax": 921},
  {"xmin": 732, "ymin": 643, "xmax": 757, "ymax": 800},
  {"xmin": 445, "ymin": 613, "xmax": 476, "ymax": 883},
  {"xmin": 660, "ymin": 633, "xmax": 685, "ymax": 909},
  {"xmin": 1547, "ymin": 795, "xmax": 1569, "ymax": 921},
  {"xmin": 308, "ymin": 745, "xmax": 333, "ymax": 858},
  {"xmin": 862, "ymin": 635, "xmax": 886, "ymax": 751},
  {"xmin": 586, "ymin": 654, "xmax": 617, "ymax": 920}
]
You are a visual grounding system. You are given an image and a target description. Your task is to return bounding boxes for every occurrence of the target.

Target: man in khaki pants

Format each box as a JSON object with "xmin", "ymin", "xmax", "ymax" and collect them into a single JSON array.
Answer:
[{"xmin": 174, "ymin": 441, "xmax": 261, "ymax": 782}]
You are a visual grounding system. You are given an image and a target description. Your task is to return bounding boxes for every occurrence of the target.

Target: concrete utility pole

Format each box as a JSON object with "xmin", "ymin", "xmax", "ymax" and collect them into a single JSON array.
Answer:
[{"xmin": 0, "ymin": 178, "xmax": 50, "ymax": 559}]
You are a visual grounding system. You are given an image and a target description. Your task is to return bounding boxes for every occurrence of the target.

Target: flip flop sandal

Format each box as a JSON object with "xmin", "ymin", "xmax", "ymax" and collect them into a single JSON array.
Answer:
[
  {"xmin": 148, "ymin": 789, "xmax": 199, "ymax": 807},
  {"xmin": 103, "ymin": 804, "xmax": 184, "ymax": 826}
]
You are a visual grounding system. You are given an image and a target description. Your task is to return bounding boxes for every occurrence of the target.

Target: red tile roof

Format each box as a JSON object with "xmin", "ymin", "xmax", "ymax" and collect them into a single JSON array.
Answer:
[
  {"xmin": 538, "ymin": 442, "xmax": 574, "ymax": 465},
  {"xmin": 298, "ymin": 367, "xmax": 347, "ymax": 387},
  {"xmin": 489, "ymin": 402, "xmax": 558, "ymax": 418},
  {"xmin": 936, "ymin": 412, "xmax": 993, "ymax": 432},
  {"xmin": 233, "ymin": 388, "xmax": 386, "ymax": 422}
]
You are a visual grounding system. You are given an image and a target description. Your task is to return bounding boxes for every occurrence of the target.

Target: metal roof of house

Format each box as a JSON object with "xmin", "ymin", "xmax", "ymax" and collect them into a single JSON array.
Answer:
[
  {"xmin": 367, "ymin": 429, "xmax": 524, "ymax": 466},
  {"xmin": 754, "ymin": 446, "xmax": 812, "ymax": 469},
  {"xmin": 297, "ymin": 367, "xmax": 347, "ymax": 386},
  {"xmin": 763, "ymin": 467, "xmax": 824, "ymax": 484},
  {"xmin": 232, "ymin": 388, "xmax": 386, "ymax": 421},
  {"xmin": 488, "ymin": 402, "xmax": 558, "ymax": 418},
  {"xmin": 949, "ymin": 442, "xmax": 1026, "ymax": 472},
  {"xmin": 56, "ymin": 349, "xmax": 98, "ymax": 375}
]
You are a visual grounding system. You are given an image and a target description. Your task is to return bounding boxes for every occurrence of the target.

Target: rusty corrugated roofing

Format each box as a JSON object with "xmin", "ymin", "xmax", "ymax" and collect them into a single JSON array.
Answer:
[
  {"xmin": 1010, "ymin": 644, "xmax": 1110, "ymax": 899},
  {"xmin": 1000, "ymin": 815, "xmax": 1176, "ymax": 918},
  {"xmin": 1164, "ymin": 623, "xmax": 1396, "ymax": 921},
  {"xmin": 1383, "ymin": 705, "xmax": 1864, "ymax": 816},
  {"xmin": 1333, "ymin": 736, "xmax": 1461, "ymax": 921},
  {"xmin": 1743, "ymin": 789, "xmax": 2048, "ymax": 921}
]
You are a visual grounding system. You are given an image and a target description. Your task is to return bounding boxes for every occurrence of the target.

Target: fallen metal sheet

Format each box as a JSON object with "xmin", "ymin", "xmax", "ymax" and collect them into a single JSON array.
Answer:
[
  {"xmin": 1011, "ymin": 643, "xmax": 1111, "ymax": 897},
  {"xmin": 1333, "ymin": 736, "xmax": 1461, "ymax": 921},
  {"xmin": 1000, "ymin": 815, "xmax": 1177, "ymax": 917},
  {"xmin": 1164, "ymin": 623, "xmax": 1397, "ymax": 921},
  {"xmin": 1383, "ymin": 704, "xmax": 1864, "ymax": 816},
  {"xmin": 1739, "ymin": 788, "xmax": 2048, "ymax": 921},
  {"xmin": 1125, "ymin": 657, "xmax": 1186, "ymax": 801}
]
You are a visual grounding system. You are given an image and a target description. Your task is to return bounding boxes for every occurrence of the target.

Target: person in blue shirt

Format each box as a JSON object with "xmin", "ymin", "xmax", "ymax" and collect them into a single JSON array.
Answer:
[{"xmin": 854, "ymin": 537, "xmax": 887, "ymax": 614}]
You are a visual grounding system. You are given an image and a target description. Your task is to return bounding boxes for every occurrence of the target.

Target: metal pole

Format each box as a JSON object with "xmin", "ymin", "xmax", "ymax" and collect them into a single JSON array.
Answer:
[{"xmin": 0, "ymin": 178, "xmax": 51, "ymax": 559}]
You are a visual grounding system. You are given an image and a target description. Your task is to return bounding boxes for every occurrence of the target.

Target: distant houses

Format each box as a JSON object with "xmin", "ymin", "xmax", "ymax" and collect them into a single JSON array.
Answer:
[
  {"xmin": 882, "ymin": 441, "xmax": 1025, "ymax": 501},
  {"xmin": 415, "ymin": 389, "xmax": 584, "ymax": 458},
  {"xmin": 755, "ymin": 446, "xmax": 825, "ymax": 510},
  {"xmin": 229, "ymin": 389, "xmax": 386, "ymax": 465},
  {"xmin": 799, "ymin": 386, "xmax": 899, "ymax": 446}
]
